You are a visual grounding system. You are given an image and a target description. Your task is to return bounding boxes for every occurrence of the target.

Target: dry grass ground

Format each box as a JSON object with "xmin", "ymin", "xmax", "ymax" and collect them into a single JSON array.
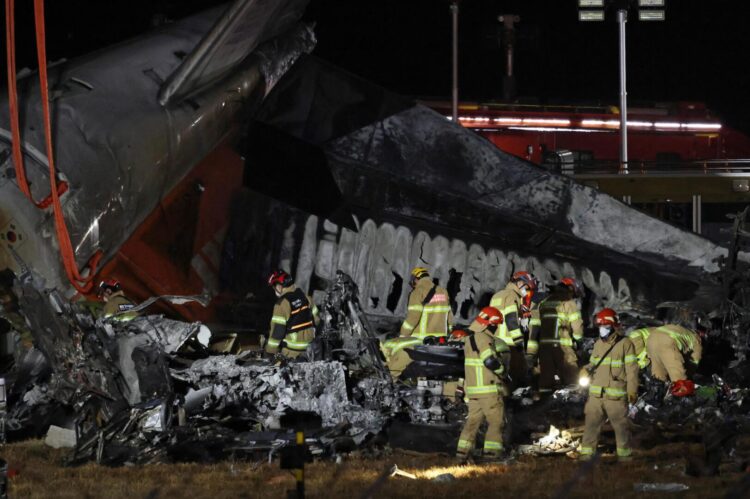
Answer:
[{"xmin": 2, "ymin": 437, "xmax": 748, "ymax": 499}]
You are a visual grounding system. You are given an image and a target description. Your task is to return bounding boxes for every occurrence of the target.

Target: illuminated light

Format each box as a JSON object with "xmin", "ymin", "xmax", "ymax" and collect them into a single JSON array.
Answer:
[
  {"xmin": 522, "ymin": 118, "xmax": 571, "ymax": 126},
  {"xmin": 508, "ymin": 127, "xmax": 605, "ymax": 133},
  {"xmin": 493, "ymin": 117, "xmax": 524, "ymax": 124},
  {"xmin": 655, "ymin": 122, "xmax": 681, "ymax": 128},
  {"xmin": 579, "ymin": 376, "xmax": 591, "ymax": 388},
  {"xmin": 638, "ymin": 0, "xmax": 665, "ymax": 6},
  {"xmin": 579, "ymin": 0, "xmax": 604, "ymax": 6},
  {"xmin": 579, "ymin": 10, "xmax": 605, "ymax": 21},
  {"xmin": 682, "ymin": 123, "xmax": 722, "ymax": 130},
  {"xmin": 638, "ymin": 10, "xmax": 666, "ymax": 21},
  {"xmin": 627, "ymin": 120, "xmax": 654, "ymax": 127},
  {"xmin": 581, "ymin": 119, "xmax": 620, "ymax": 128}
]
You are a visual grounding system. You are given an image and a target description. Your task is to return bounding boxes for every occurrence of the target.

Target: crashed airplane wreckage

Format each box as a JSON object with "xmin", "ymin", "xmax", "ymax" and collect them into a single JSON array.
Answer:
[
  {"xmin": 2, "ymin": 0, "xmax": 750, "ymax": 470},
  {"xmin": 3, "ymin": 270, "xmax": 467, "ymax": 464}
]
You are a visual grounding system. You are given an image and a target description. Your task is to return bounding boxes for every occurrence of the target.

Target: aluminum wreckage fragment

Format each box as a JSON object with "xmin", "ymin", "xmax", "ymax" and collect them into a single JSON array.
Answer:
[{"xmin": 2, "ymin": 271, "xmax": 408, "ymax": 465}]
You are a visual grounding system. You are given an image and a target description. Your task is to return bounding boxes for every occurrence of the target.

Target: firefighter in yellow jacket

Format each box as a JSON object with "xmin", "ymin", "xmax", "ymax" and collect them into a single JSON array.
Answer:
[
  {"xmin": 490, "ymin": 271, "xmax": 537, "ymax": 386},
  {"xmin": 536, "ymin": 278, "xmax": 584, "ymax": 391},
  {"xmin": 99, "ymin": 279, "xmax": 139, "ymax": 321},
  {"xmin": 579, "ymin": 308, "xmax": 639, "ymax": 461},
  {"xmin": 456, "ymin": 306, "xmax": 511, "ymax": 462},
  {"xmin": 266, "ymin": 270, "xmax": 319, "ymax": 358},
  {"xmin": 645, "ymin": 321, "xmax": 702, "ymax": 396},
  {"xmin": 382, "ymin": 267, "xmax": 453, "ymax": 377}
]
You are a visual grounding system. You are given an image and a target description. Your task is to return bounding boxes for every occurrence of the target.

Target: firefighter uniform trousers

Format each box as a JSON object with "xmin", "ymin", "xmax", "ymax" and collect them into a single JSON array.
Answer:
[
  {"xmin": 456, "ymin": 323, "xmax": 510, "ymax": 458},
  {"xmin": 645, "ymin": 325, "xmax": 702, "ymax": 382},
  {"xmin": 537, "ymin": 295, "xmax": 583, "ymax": 390},
  {"xmin": 458, "ymin": 396, "xmax": 505, "ymax": 458},
  {"xmin": 582, "ymin": 397, "xmax": 632, "ymax": 460},
  {"xmin": 539, "ymin": 345, "xmax": 578, "ymax": 388}
]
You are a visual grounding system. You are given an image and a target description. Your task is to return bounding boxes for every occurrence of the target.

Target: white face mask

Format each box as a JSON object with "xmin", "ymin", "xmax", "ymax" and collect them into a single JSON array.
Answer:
[
  {"xmin": 274, "ymin": 287, "xmax": 282, "ymax": 298},
  {"xmin": 599, "ymin": 326, "xmax": 613, "ymax": 338},
  {"xmin": 518, "ymin": 285, "xmax": 528, "ymax": 297}
]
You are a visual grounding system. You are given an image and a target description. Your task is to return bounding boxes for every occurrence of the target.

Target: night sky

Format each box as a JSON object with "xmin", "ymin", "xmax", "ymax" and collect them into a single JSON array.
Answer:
[{"xmin": 3, "ymin": 0, "xmax": 750, "ymax": 133}]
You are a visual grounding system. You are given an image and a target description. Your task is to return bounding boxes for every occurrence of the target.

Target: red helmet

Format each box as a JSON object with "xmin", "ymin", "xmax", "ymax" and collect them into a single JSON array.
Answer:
[
  {"xmin": 98, "ymin": 279, "xmax": 121, "ymax": 295},
  {"xmin": 512, "ymin": 271, "xmax": 538, "ymax": 291},
  {"xmin": 594, "ymin": 308, "xmax": 620, "ymax": 327},
  {"xmin": 671, "ymin": 379, "xmax": 696, "ymax": 397},
  {"xmin": 267, "ymin": 270, "xmax": 294, "ymax": 288},
  {"xmin": 450, "ymin": 328, "xmax": 470, "ymax": 340},
  {"xmin": 476, "ymin": 306, "xmax": 503, "ymax": 327},
  {"xmin": 560, "ymin": 277, "xmax": 584, "ymax": 297}
]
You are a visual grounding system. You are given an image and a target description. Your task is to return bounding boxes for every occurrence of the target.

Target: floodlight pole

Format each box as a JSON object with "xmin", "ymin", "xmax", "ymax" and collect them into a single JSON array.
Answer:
[
  {"xmin": 451, "ymin": 1, "xmax": 459, "ymax": 124},
  {"xmin": 617, "ymin": 8, "xmax": 628, "ymax": 174}
]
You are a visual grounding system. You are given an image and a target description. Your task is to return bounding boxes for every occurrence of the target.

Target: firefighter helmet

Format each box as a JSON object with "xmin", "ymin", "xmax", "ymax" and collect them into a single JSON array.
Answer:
[
  {"xmin": 671, "ymin": 379, "xmax": 696, "ymax": 397},
  {"xmin": 267, "ymin": 269, "xmax": 293, "ymax": 288},
  {"xmin": 450, "ymin": 328, "xmax": 470, "ymax": 340},
  {"xmin": 98, "ymin": 279, "xmax": 121, "ymax": 295},
  {"xmin": 409, "ymin": 267, "xmax": 430, "ymax": 287},
  {"xmin": 594, "ymin": 308, "xmax": 620, "ymax": 327},
  {"xmin": 410, "ymin": 267, "xmax": 430, "ymax": 280},
  {"xmin": 476, "ymin": 306, "xmax": 503, "ymax": 327},
  {"xmin": 560, "ymin": 277, "xmax": 584, "ymax": 297},
  {"xmin": 512, "ymin": 270, "xmax": 538, "ymax": 291}
]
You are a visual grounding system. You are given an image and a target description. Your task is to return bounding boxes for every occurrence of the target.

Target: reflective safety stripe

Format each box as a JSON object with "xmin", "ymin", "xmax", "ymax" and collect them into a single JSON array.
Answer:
[
  {"xmin": 465, "ymin": 385, "xmax": 499, "ymax": 396},
  {"xmin": 402, "ymin": 321, "xmax": 415, "ymax": 331},
  {"xmin": 616, "ymin": 447, "xmax": 632, "ymax": 457},
  {"xmin": 636, "ymin": 350, "xmax": 649, "ymax": 368},
  {"xmin": 624, "ymin": 355, "xmax": 637, "ymax": 364},
  {"xmin": 408, "ymin": 305, "xmax": 424, "ymax": 312},
  {"xmin": 267, "ymin": 338, "xmax": 281, "ymax": 348},
  {"xmin": 457, "ymin": 439, "xmax": 472, "ymax": 450},
  {"xmin": 385, "ymin": 338, "xmax": 422, "ymax": 354},
  {"xmin": 657, "ymin": 326, "xmax": 695, "ymax": 352},
  {"xmin": 271, "ymin": 316, "xmax": 287, "ymax": 325},
  {"xmin": 483, "ymin": 440, "xmax": 503, "ymax": 451},
  {"xmin": 568, "ymin": 311, "xmax": 582, "ymax": 322},
  {"xmin": 579, "ymin": 446, "xmax": 594, "ymax": 456},
  {"xmin": 530, "ymin": 318, "xmax": 541, "ymax": 326},
  {"xmin": 480, "ymin": 348, "xmax": 494, "ymax": 361},
  {"xmin": 284, "ymin": 340, "xmax": 310, "ymax": 350},
  {"xmin": 465, "ymin": 359, "xmax": 486, "ymax": 366},
  {"xmin": 589, "ymin": 385, "xmax": 626, "ymax": 398},
  {"xmin": 424, "ymin": 306, "xmax": 451, "ymax": 313},
  {"xmin": 312, "ymin": 305, "xmax": 319, "ymax": 317},
  {"xmin": 559, "ymin": 338, "xmax": 574, "ymax": 347},
  {"xmin": 540, "ymin": 339, "xmax": 562, "ymax": 345},
  {"xmin": 527, "ymin": 340, "xmax": 539, "ymax": 354}
]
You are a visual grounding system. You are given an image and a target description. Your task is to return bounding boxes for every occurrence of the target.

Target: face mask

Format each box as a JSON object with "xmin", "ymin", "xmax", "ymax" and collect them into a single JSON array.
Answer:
[
  {"xmin": 519, "ymin": 285, "xmax": 528, "ymax": 297},
  {"xmin": 599, "ymin": 326, "xmax": 613, "ymax": 338},
  {"xmin": 274, "ymin": 288, "xmax": 282, "ymax": 298}
]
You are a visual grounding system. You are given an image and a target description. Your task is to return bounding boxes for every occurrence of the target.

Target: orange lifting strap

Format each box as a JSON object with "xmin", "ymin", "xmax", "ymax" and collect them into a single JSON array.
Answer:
[{"xmin": 5, "ymin": 0, "xmax": 102, "ymax": 293}]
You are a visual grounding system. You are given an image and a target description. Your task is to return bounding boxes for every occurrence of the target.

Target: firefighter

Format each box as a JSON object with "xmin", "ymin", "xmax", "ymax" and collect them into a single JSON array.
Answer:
[
  {"xmin": 456, "ymin": 306, "xmax": 511, "ymax": 463},
  {"xmin": 490, "ymin": 271, "xmax": 537, "ymax": 386},
  {"xmin": 0, "ymin": 282, "xmax": 33, "ymax": 359},
  {"xmin": 626, "ymin": 327, "xmax": 651, "ymax": 370},
  {"xmin": 382, "ymin": 267, "xmax": 453, "ymax": 377},
  {"xmin": 266, "ymin": 270, "xmax": 319, "ymax": 358},
  {"xmin": 99, "ymin": 279, "xmax": 138, "ymax": 321},
  {"xmin": 537, "ymin": 277, "xmax": 584, "ymax": 392},
  {"xmin": 579, "ymin": 308, "xmax": 638, "ymax": 461},
  {"xmin": 645, "ymin": 316, "xmax": 702, "ymax": 396}
]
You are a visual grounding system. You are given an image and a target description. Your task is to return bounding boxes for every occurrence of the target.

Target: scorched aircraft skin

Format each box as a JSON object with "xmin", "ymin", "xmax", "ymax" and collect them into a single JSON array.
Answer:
[{"xmin": 0, "ymin": 0, "xmax": 734, "ymax": 329}]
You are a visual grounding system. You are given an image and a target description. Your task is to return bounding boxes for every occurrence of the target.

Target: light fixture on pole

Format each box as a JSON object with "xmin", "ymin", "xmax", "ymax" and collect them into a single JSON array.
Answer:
[{"xmin": 577, "ymin": 0, "xmax": 666, "ymax": 174}]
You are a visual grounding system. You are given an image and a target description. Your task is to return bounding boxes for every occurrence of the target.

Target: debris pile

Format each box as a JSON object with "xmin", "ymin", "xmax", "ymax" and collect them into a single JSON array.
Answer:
[{"xmin": 518, "ymin": 425, "xmax": 580, "ymax": 456}]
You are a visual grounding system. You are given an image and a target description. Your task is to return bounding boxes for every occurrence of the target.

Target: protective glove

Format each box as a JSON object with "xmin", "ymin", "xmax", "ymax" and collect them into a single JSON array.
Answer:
[{"xmin": 628, "ymin": 392, "xmax": 638, "ymax": 404}]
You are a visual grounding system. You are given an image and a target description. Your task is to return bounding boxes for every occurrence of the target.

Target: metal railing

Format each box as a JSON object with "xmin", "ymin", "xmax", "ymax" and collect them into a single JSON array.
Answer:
[{"xmin": 550, "ymin": 158, "xmax": 750, "ymax": 176}]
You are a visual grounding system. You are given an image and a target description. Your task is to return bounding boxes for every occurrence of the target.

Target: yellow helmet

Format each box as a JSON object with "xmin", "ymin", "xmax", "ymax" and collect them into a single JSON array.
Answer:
[{"xmin": 410, "ymin": 267, "xmax": 430, "ymax": 280}]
